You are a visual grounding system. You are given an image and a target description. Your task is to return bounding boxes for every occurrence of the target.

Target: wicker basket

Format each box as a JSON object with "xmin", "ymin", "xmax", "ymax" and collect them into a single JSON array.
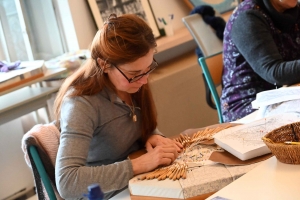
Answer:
[{"xmin": 262, "ymin": 121, "xmax": 300, "ymax": 164}]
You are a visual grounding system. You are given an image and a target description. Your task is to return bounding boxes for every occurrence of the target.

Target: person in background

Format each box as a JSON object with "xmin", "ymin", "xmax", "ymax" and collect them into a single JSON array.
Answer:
[
  {"xmin": 222, "ymin": 0, "xmax": 300, "ymax": 122},
  {"xmin": 53, "ymin": 13, "xmax": 182, "ymax": 199}
]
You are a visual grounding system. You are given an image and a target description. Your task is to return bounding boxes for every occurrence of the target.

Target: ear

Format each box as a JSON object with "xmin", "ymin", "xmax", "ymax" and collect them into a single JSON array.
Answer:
[{"xmin": 97, "ymin": 58, "xmax": 108, "ymax": 72}]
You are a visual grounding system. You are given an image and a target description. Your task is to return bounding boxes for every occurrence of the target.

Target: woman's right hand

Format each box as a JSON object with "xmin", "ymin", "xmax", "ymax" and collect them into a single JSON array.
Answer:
[{"xmin": 130, "ymin": 144, "xmax": 179, "ymax": 175}]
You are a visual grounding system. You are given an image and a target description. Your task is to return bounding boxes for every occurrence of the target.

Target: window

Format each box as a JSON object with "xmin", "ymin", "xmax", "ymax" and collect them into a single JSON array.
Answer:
[{"xmin": 0, "ymin": 0, "xmax": 74, "ymax": 62}]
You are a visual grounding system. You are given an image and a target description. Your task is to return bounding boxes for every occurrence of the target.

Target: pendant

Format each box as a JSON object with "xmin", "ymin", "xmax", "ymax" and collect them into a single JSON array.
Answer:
[{"xmin": 132, "ymin": 115, "xmax": 137, "ymax": 122}]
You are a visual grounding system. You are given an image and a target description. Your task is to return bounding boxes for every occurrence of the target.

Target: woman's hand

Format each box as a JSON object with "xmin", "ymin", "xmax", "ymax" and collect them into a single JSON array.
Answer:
[
  {"xmin": 145, "ymin": 134, "xmax": 183, "ymax": 153},
  {"xmin": 131, "ymin": 144, "xmax": 179, "ymax": 175},
  {"xmin": 130, "ymin": 135, "xmax": 184, "ymax": 175}
]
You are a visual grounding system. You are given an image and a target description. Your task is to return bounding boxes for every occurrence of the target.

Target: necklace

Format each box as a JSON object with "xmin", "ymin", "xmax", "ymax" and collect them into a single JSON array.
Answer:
[{"xmin": 125, "ymin": 97, "xmax": 137, "ymax": 122}]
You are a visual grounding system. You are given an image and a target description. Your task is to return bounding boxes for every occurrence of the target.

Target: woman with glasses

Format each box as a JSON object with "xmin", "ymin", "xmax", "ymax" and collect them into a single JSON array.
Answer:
[{"xmin": 53, "ymin": 13, "xmax": 182, "ymax": 199}]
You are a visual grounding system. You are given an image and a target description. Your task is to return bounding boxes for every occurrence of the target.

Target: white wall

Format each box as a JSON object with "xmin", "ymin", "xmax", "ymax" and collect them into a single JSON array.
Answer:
[
  {"xmin": 67, "ymin": 0, "xmax": 97, "ymax": 49},
  {"xmin": 67, "ymin": 0, "xmax": 192, "ymax": 50},
  {"xmin": 150, "ymin": 0, "xmax": 191, "ymax": 31}
]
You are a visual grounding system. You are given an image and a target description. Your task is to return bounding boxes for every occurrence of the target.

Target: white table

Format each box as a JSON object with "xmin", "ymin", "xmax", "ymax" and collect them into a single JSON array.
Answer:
[
  {"xmin": 110, "ymin": 189, "xmax": 131, "ymax": 200},
  {"xmin": 206, "ymin": 156, "xmax": 300, "ymax": 200},
  {"xmin": 113, "ymin": 156, "xmax": 300, "ymax": 200},
  {"xmin": 0, "ymin": 68, "xmax": 66, "ymax": 96},
  {"xmin": 0, "ymin": 87, "xmax": 59, "ymax": 125},
  {"xmin": 0, "ymin": 68, "xmax": 67, "ymax": 125}
]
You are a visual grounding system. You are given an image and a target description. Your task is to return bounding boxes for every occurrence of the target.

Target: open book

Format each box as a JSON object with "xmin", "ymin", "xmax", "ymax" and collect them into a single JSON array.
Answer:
[{"xmin": 214, "ymin": 113, "xmax": 300, "ymax": 161}]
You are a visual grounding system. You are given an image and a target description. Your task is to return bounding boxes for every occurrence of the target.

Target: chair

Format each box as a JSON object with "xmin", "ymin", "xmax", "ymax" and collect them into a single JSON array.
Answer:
[
  {"xmin": 29, "ymin": 146, "xmax": 57, "ymax": 200},
  {"xmin": 182, "ymin": 14, "xmax": 223, "ymax": 57},
  {"xmin": 182, "ymin": 14, "xmax": 224, "ymax": 122},
  {"xmin": 199, "ymin": 52, "xmax": 224, "ymax": 123},
  {"xmin": 21, "ymin": 122, "xmax": 62, "ymax": 200}
]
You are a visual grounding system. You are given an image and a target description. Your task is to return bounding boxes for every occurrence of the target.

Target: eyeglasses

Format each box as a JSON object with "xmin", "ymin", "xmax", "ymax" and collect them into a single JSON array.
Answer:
[{"xmin": 113, "ymin": 59, "xmax": 158, "ymax": 83}]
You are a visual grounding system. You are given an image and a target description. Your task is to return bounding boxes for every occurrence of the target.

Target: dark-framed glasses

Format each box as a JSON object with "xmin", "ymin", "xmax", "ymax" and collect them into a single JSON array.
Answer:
[{"xmin": 114, "ymin": 59, "xmax": 158, "ymax": 83}]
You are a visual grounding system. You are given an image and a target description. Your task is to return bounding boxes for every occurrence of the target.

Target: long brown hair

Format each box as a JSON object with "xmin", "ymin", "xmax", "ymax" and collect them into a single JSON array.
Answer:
[{"xmin": 54, "ymin": 13, "xmax": 157, "ymax": 142}]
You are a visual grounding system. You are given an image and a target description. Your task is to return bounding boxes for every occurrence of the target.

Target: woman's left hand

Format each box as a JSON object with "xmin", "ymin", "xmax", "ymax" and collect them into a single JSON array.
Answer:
[{"xmin": 145, "ymin": 134, "xmax": 183, "ymax": 153}]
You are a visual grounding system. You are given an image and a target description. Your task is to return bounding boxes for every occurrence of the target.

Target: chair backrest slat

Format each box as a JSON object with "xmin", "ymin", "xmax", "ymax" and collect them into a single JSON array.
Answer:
[
  {"xmin": 29, "ymin": 145, "xmax": 57, "ymax": 200},
  {"xmin": 205, "ymin": 53, "xmax": 223, "ymax": 87},
  {"xmin": 199, "ymin": 52, "xmax": 224, "ymax": 123}
]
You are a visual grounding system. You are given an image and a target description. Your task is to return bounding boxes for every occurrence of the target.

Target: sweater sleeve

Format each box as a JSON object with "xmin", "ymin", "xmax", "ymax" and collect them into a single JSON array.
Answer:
[
  {"xmin": 152, "ymin": 128, "xmax": 165, "ymax": 137},
  {"xmin": 231, "ymin": 10, "xmax": 300, "ymax": 85},
  {"xmin": 55, "ymin": 96, "xmax": 134, "ymax": 199}
]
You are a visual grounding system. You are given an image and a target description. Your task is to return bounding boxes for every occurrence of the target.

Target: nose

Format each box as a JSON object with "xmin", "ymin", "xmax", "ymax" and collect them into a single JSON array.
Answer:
[{"xmin": 137, "ymin": 74, "xmax": 149, "ymax": 84}]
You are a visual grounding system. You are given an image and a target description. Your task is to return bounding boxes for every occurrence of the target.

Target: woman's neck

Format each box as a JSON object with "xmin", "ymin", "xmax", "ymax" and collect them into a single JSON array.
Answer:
[
  {"xmin": 269, "ymin": 0, "xmax": 298, "ymax": 13},
  {"xmin": 117, "ymin": 91, "xmax": 132, "ymax": 105},
  {"xmin": 270, "ymin": 0, "xmax": 285, "ymax": 13}
]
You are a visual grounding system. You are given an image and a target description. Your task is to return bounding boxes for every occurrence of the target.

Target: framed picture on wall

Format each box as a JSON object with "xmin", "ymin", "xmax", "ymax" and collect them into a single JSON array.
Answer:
[
  {"xmin": 183, "ymin": 0, "xmax": 239, "ymax": 14},
  {"xmin": 87, "ymin": 0, "xmax": 160, "ymax": 38}
]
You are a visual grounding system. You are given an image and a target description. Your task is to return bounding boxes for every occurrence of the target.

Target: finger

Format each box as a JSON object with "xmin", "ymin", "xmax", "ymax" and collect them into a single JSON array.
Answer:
[
  {"xmin": 155, "ymin": 146, "xmax": 179, "ymax": 158},
  {"xmin": 156, "ymin": 138, "xmax": 171, "ymax": 146},
  {"xmin": 166, "ymin": 142, "xmax": 182, "ymax": 153},
  {"xmin": 161, "ymin": 152, "xmax": 176, "ymax": 163},
  {"xmin": 174, "ymin": 141, "xmax": 183, "ymax": 152},
  {"xmin": 168, "ymin": 139, "xmax": 183, "ymax": 151},
  {"xmin": 175, "ymin": 141, "xmax": 183, "ymax": 148},
  {"xmin": 145, "ymin": 142, "xmax": 154, "ymax": 152},
  {"xmin": 162, "ymin": 141, "xmax": 183, "ymax": 153},
  {"xmin": 158, "ymin": 157, "xmax": 173, "ymax": 166},
  {"xmin": 158, "ymin": 137, "xmax": 175, "ymax": 144}
]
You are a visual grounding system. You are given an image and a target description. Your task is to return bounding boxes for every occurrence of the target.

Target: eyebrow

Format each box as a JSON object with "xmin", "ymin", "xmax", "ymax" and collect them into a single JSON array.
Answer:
[{"xmin": 120, "ymin": 61, "xmax": 153, "ymax": 73}]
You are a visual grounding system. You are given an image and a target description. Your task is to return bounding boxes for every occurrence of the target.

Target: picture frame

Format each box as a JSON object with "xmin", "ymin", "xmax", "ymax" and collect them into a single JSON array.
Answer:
[
  {"xmin": 183, "ymin": 0, "xmax": 239, "ymax": 14},
  {"xmin": 87, "ymin": 0, "xmax": 160, "ymax": 38}
]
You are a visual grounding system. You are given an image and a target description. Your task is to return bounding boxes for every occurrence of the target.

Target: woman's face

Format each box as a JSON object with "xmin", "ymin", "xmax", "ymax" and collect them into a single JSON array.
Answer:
[
  {"xmin": 270, "ymin": 0, "xmax": 298, "ymax": 12},
  {"xmin": 106, "ymin": 49, "xmax": 156, "ymax": 96}
]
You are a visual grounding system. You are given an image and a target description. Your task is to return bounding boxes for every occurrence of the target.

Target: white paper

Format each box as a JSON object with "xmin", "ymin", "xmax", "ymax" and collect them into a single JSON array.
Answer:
[
  {"xmin": 214, "ymin": 113, "xmax": 300, "ymax": 160},
  {"xmin": 252, "ymin": 87, "xmax": 300, "ymax": 109}
]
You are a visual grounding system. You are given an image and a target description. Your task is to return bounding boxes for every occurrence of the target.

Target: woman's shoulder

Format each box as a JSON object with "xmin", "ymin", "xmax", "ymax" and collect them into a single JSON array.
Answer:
[
  {"xmin": 234, "ymin": 0, "xmax": 257, "ymax": 13},
  {"xmin": 62, "ymin": 89, "xmax": 111, "ymax": 108},
  {"xmin": 231, "ymin": 0, "xmax": 264, "ymax": 20},
  {"xmin": 227, "ymin": 2, "xmax": 267, "ymax": 33}
]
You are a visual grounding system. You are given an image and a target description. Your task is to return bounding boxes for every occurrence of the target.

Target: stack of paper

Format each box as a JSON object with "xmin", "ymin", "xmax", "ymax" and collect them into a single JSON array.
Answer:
[
  {"xmin": 251, "ymin": 87, "xmax": 300, "ymax": 120},
  {"xmin": 252, "ymin": 87, "xmax": 300, "ymax": 109},
  {"xmin": 0, "ymin": 60, "xmax": 45, "ymax": 88},
  {"xmin": 214, "ymin": 113, "xmax": 300, "ymax": 161}
]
